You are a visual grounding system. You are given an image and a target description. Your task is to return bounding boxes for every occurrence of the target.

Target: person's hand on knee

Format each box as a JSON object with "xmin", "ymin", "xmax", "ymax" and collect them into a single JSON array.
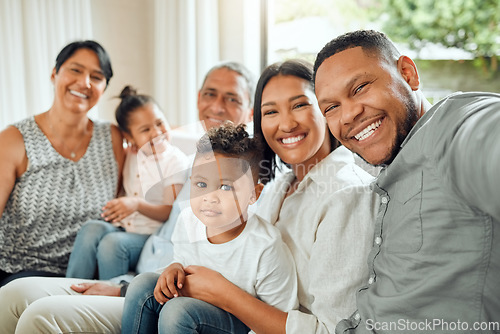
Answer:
[
  {"xmin": 71, "ymin": 282, "xmax": 121, "ymax": 296},
  {"xmin": 154, "ymin": 262, "xmax": 185, "ymax": 304}
]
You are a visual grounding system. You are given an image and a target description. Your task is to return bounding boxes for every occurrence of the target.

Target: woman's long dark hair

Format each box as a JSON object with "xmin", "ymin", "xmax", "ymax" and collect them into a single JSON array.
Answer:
[{"xmin": 253, "ymin": 59, "xmax": 339, "ymax": 184}]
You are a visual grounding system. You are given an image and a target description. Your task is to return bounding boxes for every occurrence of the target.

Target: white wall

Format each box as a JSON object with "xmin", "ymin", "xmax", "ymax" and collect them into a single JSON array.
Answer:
[
  {"xmin": 218, "ymin": 0, "xmax": 263, "ymax": 79},
  {"xmin": 90, "ymin": 0, "xmax": 263, "ymax": 126},
  {"xmin": 91, "ymin": 0, "xmax": 155, "ymax": 122}
]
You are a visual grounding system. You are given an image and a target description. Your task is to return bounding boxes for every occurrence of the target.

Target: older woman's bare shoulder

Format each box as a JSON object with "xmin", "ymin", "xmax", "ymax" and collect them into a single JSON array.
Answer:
[
  {"xmin": 0, "ymin": 125, "xmax": 26, "ymax": 161},
  {"xmin": 0, "ymin": 126, "xmax": 28, "ymax": 203}
]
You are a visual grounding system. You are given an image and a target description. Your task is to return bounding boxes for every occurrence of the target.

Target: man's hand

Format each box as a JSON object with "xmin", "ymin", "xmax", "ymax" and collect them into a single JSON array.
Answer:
[{"xmin": 70, "ymin": 282, "xmax": 121, "ymax": 297}]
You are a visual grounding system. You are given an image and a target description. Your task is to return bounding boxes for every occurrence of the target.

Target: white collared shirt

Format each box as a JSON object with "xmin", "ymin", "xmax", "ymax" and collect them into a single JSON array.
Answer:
[{"xmin": 256, "ymin": 146, "xmax": 379, "ymax": 334}]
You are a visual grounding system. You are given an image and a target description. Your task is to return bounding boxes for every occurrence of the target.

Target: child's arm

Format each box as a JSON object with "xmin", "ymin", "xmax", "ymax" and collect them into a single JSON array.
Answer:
[
  {"xmin": 101, "ymin": 183, "xmax": 183, "ymax": 223},
  {"xmin": 111, "ymin": 124, "xmax": 126, "ymax": 198},
  {"xmin": 154, "ymin": 262, "xmax": 186, "ymax": 304},
  {"xmin": 136, "ymin": 182, "xmax": 183, "ymax": 221}
]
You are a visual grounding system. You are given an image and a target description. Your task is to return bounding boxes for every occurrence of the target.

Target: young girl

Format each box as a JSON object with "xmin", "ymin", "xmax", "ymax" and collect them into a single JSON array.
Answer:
[
  {"xmin": 146, "ymin": 60, "xmax": 380, "ymax": 333},
  {"xmin": 66, "ymin": 86, "xmax": 189, "ymax": 280}
]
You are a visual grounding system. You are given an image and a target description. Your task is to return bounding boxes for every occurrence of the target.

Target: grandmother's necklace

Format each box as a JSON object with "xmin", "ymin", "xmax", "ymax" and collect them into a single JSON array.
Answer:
[{"xmin": 46, "ymin": 112, "xmax": 90, "ymax": 159}]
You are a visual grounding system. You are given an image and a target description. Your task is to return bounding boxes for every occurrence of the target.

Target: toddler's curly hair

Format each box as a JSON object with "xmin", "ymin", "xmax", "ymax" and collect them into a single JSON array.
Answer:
[{"xmin": 196, "ymin": 122, "xmax": 263, "ymax": 183}]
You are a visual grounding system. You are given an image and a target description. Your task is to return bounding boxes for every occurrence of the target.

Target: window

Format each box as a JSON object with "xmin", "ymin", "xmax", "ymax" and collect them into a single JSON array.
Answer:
[{"xmin": 265, "ymin": 0, "xmax": 377, "ymax": 65}]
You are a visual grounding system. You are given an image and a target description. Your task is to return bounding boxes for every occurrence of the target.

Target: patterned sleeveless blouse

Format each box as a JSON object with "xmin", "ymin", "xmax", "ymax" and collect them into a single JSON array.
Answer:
[{"xmin": 0, "ymin": 117, "xmax": 118, "ymax": 275}]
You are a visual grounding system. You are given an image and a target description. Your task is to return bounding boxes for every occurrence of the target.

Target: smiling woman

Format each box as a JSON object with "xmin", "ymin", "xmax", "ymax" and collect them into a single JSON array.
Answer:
[
  {"xmin": 0, "ymin": 40, "xmax": 125, "ymax": 287},
  {"xmin": 139, "ymin": 59, "xmax": 380, "ymax": 334}
]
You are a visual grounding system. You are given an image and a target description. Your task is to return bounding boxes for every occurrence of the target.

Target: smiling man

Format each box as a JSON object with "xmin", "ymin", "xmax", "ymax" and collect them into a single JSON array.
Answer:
[
  {"xmin": 170, "ymin": 61, "xmax": 255, "ymax": 155},
  {"xmin": 314, "ymin": 30, "xmax": 500, "ymax": 333},
  {"xmin": 197, "ymin": 61, "xmax": 254, "ymax": 131}
]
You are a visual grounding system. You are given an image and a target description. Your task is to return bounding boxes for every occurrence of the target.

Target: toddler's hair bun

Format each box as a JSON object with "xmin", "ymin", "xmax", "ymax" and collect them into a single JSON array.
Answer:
[{"xmin": 119, "ymin": 85, "xmax": 137, "ymax": 99}]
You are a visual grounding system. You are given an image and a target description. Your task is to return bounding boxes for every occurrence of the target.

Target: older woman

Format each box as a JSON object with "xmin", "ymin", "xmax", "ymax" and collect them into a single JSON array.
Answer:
[{"xmin": 0, "ymin": 40, "xmax": 125, "ymax": 286}]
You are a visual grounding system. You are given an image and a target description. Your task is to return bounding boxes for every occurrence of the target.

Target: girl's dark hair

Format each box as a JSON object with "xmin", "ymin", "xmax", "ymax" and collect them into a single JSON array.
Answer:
[
  {"xmin": 55, "ymin": 40, "xmax": 113, "ymax": 86},
  {"xmin": 197, "ymin": 122, "xmax": 263, "ymax": 184},
  {"xmin": 115, "ymin": 86, "xmax": 156, "ymax": 134},
  {"xmin": 253, "ymin": 59, "xmax": 339, "ymax": 184}
]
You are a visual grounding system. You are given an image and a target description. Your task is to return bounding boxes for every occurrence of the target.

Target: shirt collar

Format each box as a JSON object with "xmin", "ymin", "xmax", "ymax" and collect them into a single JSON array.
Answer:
[{"xmin": 299, "ymin": 145, "xmax": 356, "ymax": 188}]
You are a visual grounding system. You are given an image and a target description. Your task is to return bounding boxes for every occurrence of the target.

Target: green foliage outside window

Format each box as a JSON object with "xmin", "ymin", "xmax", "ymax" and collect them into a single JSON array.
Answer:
[{"xmin": 373, "ymin": 0, "xmax": 500, "ymax": 76}]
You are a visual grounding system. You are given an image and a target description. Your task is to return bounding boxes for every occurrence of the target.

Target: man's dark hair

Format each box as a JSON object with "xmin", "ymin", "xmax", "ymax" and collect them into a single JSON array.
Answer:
[
  {"xmin": 313, "ymin": 30, "xmax": 401, "ymax": 83},
  {"xmin": 196, "ymin": 122, "xmax": 263, "ymax": 183}
]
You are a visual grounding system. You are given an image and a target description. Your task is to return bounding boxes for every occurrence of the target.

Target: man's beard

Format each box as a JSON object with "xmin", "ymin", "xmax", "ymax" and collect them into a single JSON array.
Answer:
[
  {"xmin": 384, "ymin": 93, "xmax": 419, "ymax": 166},
  {"xmin": 359, "ymin": 90, "xmax": 420, "ymax": 168}
]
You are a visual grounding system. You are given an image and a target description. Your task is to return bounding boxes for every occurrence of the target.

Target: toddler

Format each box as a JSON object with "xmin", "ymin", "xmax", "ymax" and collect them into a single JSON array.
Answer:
[{"xmin": 121, "ymin": 122, "xmax": 298, "ymax": 334}]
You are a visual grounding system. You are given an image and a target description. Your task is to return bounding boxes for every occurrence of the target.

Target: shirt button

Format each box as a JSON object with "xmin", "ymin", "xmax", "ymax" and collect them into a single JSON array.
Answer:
[
  {"xmin": 375, "ymin": 236, "xmax": 382, "ymax": 245},
  {"xmin": 136, "ymin": 174, "xmax": 140, "ymax": 178},
  {"xmin": 381, "ymin": 196, "xmax": 388, "ymax": 204},
  {"xmin": 368, "ymin": 276, "xmax": 375, "ymax": 285},
  {"xmin": 354, "ymin": 313, "xmax": 360, "ymax": 320},
  {"xmin": 134, "ymin": 192, "xmax": 138, "ymax": 196}
]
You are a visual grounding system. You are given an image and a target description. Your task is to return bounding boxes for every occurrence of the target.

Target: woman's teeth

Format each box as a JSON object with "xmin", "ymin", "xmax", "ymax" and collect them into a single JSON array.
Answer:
[
  {"xmin": 70, "ymin": 90, "xmax": 88, "ymax": 99},
  {"xmin": 281, "ymin": 134, "xmax": 305, "ymax": 144}
]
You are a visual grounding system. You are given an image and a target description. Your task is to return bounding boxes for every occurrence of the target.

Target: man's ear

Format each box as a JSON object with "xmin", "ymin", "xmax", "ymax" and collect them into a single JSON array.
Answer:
[
  {"xmin": 397, "ymin": 55, "xmax": 420, "ymax": 91},
  {"xmin": 197, "ymin": 90, "xmax": 204, "ymax": 108},
  {"xmin": 250, "ymin": 183, "xmax": 264, "ymax": 204},
  {"xmin": 246, "ymin": 108, "xmax": 254, "ymax": 123}
]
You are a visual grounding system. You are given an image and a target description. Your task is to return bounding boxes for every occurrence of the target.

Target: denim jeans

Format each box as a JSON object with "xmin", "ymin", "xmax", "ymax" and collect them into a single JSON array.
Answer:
[
  {"xmin": 66, "ymin": 220, "xmax": 149, "ymax": 280},
  {"xmin": 122, "ymin": 272, "xmax": 249, "ymax": 334}
]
